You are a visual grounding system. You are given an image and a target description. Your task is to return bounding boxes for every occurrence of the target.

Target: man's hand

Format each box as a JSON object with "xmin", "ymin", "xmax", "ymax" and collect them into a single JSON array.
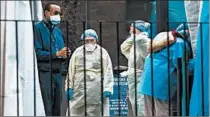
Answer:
[{"xmin": 56, "ymin": 47, "xmax": 71, "ymax": 57}]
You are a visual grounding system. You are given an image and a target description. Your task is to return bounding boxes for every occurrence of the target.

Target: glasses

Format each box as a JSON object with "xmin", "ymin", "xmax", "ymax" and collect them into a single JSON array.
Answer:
[
  {"xmin": 53, "ymin": 11, "xmax": 62, "ymax": 16},
  {"xmin": 48, "ymin": 10, "xmax": 63, "ymax": 16}
]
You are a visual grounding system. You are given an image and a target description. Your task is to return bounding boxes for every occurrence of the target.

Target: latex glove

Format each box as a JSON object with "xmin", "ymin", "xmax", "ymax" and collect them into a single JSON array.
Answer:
[
  {"xmin": 67, "ymin": 88, "xmax": 73, "ymax": 101},
  {"xmin": 120, "ymin": 71, "xmax": 128, "ymax": 77},
  {"xmin": 103, "ymin": 91, "xmax": 112, "ymax": 98}
]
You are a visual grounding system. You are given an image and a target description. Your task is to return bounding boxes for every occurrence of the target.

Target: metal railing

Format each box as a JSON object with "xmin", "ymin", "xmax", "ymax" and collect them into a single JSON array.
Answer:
[{"xmin": 0, "ymin": 20, "xmax": 207, "ymax": 116}]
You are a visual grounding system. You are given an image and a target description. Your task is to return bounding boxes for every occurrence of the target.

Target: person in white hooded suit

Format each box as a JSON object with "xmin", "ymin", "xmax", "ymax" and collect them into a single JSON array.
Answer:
[
  {"xmin": 120, "ymin": 20, "xmax": 150, "ymax": 116},
  {"xmin": 65, "ymin": 29, "xmax": 114, "ymax": 116}
]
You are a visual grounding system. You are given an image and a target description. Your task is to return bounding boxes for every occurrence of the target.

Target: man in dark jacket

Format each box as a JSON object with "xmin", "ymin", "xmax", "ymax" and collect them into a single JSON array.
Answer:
[{"xmin": 34, "ymin": 2, "xmax": 70, "ymax": 116}]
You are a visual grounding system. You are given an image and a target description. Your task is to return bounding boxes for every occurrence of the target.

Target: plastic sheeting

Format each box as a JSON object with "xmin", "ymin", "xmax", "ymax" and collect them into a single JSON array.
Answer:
[
  {"xmin": 0, "ymin": 1, "xmax": 45, "ymax": 116},
  {"xmin": 150, "ymin": 1, "xmax": 187, "ymax": 38},
  {"xmin": 189, "ymin": 1, "xmax": 209, "ymax": 116},
  {"xmin": 184, "ymin": 1, "xmax": 201, "ymax": 57}
]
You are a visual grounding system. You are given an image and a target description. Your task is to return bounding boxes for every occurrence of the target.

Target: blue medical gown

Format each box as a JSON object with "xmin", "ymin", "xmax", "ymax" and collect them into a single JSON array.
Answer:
[
  {"xmin": 150, "ymin": 1, "xmax": 187, "ymax": 38},
  {"xmin": 138, "ymin": 38, "xmax": 190, "ymax": 100},
  {"xmin": 189, "ymin": 1, "xmax": 209, "ymax": 116}
]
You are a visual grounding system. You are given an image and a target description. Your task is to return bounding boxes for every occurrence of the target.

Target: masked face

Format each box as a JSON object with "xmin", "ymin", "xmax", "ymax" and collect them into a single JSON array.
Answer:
[
  {"xmin": 85, "ymin": 43, "xmax": 96, "ymax": 52},
  {"xmin": 84, "ymin": 36, "xmax": 97, "ymax": 51},
  {"xmin": 50, "ymin": 14, "xmax": 61, "ymax": 25},
  {"xmin": 45, "ymin": 4, "xmax": 62, "ymax": 25}
]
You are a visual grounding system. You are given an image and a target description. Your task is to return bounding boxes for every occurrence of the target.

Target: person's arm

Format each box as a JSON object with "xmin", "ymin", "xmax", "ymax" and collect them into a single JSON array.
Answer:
[
  {"xmin": 135, "ymin": 34, "xmax": 149, "ymax": 58},
  {"xmin": 65, "ymin": 50, "xmax": 77, "ymax": 90},
  {"xmin": 103, "ymin": 49, "xmax": 114, "ymax": 94},
  {"xmin": 34, "ymin": 27, "xmax": 57, "ymax": 61},
  {"xmin": 121, "ymin": 36, "xmax": 133, "ymax": 59}
]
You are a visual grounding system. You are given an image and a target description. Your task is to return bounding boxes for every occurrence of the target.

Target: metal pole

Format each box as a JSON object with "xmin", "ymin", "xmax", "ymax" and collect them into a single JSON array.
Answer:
[
  {"xmin": 133, "ymin": 22, "xmax": 137, "ymax": 116},
  {"xmin": 200, "ymin": 23, "xmax": 204, "ymax": 116},
  {"xmin": 181, "ymin": 53, "xmax": 186, "ymax": 116},
  {"xmin": 29, "ymin": 0, "xmax": 37, "ymax": 115},
  {"xmin": 177, "ymin": 58, "xmax": 182, "ymax": 116},
  {"xmin": 116, "ymin": 22, "xmax": 121, "ymax": 116},
  {"xmin": 32, "ymin": 21, "xmax": 37, "ymax": 116},
  {"xmin": 0, "ymin": 1, "xmax": 2, "ymax": 115},
  {"xmin": 156, "ymin": 0, "xmax": 170, "ymax": 115},
  {"xmin": 82, "ymin": 22, "xmax": 87, "ymax": 116},
  {"xmin": 1, "ymin": 1, "xmax": 7, "ymax": 116},
  {"xmin": 99, "ymin": 22, "xmax": 104, "ymax": 116},
  {"xmin": 150, "ymin": 22, "xmax": 155, "ymax": 116},
  {"xmin": 156, "ymin": 0, "xmax": 168, "ymax": 33},
  {"xmin": 15, "ymin": 21, "xmax": 20, "ymax": 116},
  {"xmin": 49, "ymin": 25, "xmax": 54, "ymax": 116},
  {"xmin": 66, "ymin": 20, "xmax": 70, "ymax": 116},
  {"xmin": 85, "ymin": 0, "xmax": 90, "ymax": 29},
  {"xmin": 184, "ymin": 23, "xmax": 190, "ymax": 116}
]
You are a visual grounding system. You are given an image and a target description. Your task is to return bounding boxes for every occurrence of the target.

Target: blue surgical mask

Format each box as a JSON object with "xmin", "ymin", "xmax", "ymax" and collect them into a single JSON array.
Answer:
[{"xmin": 50, "ymin": 14, "xmax": 61, "ymax": 25}]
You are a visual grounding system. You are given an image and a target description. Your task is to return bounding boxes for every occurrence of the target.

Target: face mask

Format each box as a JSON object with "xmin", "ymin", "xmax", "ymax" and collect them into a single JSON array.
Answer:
[
  {"xmin": 50, "ymin": 15, "xmax": 61, "ymax": 25},
  {"xmin": 85, "ymin": 44, "xmax": 96, "ymax": 52}
]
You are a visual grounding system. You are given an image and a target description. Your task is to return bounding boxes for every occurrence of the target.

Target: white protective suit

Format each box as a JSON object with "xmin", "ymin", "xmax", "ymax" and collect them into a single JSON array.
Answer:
[
  {"xmin": 65, "ymin": 45, "xmax": 114, "ymax": 116},
  {"xmin": 184, "ymin": 1, "xmax": 202, "ymax": 57},
  {"xmin": 121, "ymin": 32, "xmax": 149, "ymax": 116}
]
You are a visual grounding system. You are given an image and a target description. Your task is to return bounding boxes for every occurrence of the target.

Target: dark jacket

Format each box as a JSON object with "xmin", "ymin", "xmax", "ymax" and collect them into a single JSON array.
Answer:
[{"xmin": 34, "ymin": 20, "xmax": 65, "ymax": 72}]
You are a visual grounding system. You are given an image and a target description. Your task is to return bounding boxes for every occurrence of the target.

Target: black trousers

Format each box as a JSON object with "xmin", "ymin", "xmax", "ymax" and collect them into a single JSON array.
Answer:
[{"xmin": 38, "ymin": 71, "xmax": 63, "ymax": 116}]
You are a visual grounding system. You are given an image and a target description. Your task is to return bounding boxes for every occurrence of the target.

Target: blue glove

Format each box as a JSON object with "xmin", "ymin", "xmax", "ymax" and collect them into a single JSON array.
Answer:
[
  {"xmin": 67, "ymin": 88, "xmax": 73, "ymax": 101},
  {"xmin": 103, "ymin": 91, "xmax": 112, "ymax": 98}
]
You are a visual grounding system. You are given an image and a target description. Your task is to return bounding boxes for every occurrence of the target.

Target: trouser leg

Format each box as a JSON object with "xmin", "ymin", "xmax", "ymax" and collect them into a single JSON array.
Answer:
[
  {"xmin": 154, "ymin": 96, "xmax": 175, "ymax": 116},
  {"xmin": 128, "ymin": 81, "xmax": 144, "ymax": 116},
  {"xmin": 70, "ymin": 100, "xmax": 109, "ymax": 116},
  {"xmin": 38, "ymin": 72, "xmax": 62, "ymax": 116},
  {"xmin": 70, "ymin": 106, "xmax": 85, "ymax": 116},
  {"xmin": 137, "ymin": 93, "xmax": 145, "ymax": 116},
  {"xmin": 38, "ymin": 71, "xmax": 54, "ymax": 116},
  {"xmin": 144, "ymin": 95, "xmax": 176, "ymax": 116},
  {"xmin": 61, "ymin": 75, "xmax": 68, "ymax": 116},
  {"xmin": 52, "ymin": 73, "xmax": 62, "ymax": 116},
  {"xmin": 144, "ymin": 95, "xmax": 155, "ymax": 116},
  {"xmin": 86, "ymin": 104, "xmax": 101, "ymax": 116},
  {"xmin": 127, "ymin": 81, "xmax": 136, "ymax": 116},
  {"xmin": 103, "ymin": 98, "xmax": 110, "ymax": 116},
  {"xmin": 127, "ymin": 97, "xmax": 134, "ymax": 116},
  {"xmin": 70, "ymin": 105, "xmax": 101, "ymax": 116}
]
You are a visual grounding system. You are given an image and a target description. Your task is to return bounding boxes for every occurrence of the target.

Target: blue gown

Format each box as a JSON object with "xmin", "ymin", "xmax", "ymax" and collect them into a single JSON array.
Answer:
[
  {"xmin": 189, "ymin": 1, "xmax": 209, "ymax": 116},
  {"xmin": 150, "ymin": 1, "xmax": 187, "ymax": 38},
  {"xmin": 139, "ymin": 37, "xmax": 191, "ymax": 100}
]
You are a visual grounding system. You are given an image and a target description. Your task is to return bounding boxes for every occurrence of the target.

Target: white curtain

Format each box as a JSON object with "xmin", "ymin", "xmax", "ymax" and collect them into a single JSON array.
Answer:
[{"xmin": 0, "ymin": 1, "xmax": 45, "ymax": 116}]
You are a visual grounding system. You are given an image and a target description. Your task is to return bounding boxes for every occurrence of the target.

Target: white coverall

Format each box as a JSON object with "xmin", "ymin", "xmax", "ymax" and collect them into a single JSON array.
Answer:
[
  {"xmin": 121, "ymin": 33, "xmax": 149, "ymax": 116},
  {"xmin": 65, "ymin": 45, "xmax": 114, "ymax": 116}
]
